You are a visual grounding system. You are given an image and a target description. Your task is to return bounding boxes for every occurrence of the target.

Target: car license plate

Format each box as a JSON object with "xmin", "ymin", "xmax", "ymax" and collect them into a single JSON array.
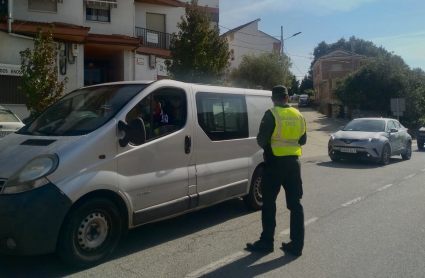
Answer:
[{"xmin": 340, "ymin": 148, "xmax": 356, "ymax": 153}]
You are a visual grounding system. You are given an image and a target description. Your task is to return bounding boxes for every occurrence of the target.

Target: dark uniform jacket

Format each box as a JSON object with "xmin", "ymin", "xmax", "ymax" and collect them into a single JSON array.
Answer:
[{"xmin": 257, "ymin": 104, "xmax": 307, "ymax": 161}]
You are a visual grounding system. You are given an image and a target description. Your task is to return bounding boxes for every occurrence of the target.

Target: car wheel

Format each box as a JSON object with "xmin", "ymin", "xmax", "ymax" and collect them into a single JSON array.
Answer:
[
  {"xmin": 380, "ymin": 144, "xmax": 391, "ymax": 165},
  {"xmin": 330, "ymin": 155, "xmax": 341, "ymax": 162},
  {"xmin": 243, "ymin": 167, "xmax": 263, "ymax": 210},
  {"xmin": 57, "ymin": 198, "xmax": 122, "ymax": 268},
  {"xmin": 418, "ymin": 140, "xmax": 424, "ymax": 150},
  {"xmin": 401, "ymin": 141, "xmax": 412, "ymax": 160}
]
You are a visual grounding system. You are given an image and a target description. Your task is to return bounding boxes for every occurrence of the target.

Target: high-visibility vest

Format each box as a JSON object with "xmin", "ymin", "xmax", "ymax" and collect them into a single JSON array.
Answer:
[{"xmin": 269, "ymin": 106, "xmax": 306, "ymax": 156}]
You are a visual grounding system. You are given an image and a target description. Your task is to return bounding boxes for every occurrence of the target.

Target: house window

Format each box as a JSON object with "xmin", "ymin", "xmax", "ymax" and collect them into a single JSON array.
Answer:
[
  {"xmin": 146, "ymin": 13, "xmax": 165, "ymax": 33},
  {"xmin": 28, "ymin": 0, "xmax": 57, "ymax": 12},
  {"xmin": 331, "ymin": 64, "xmax": 342, "ymax": 71},
  {"xmin": 0, "ymin": 0, "xmax": 8, "ymax": 15},
  {"xmin": 86, "ymin": 5, "xmax": 111, "ymax": 22},
  {"xmin": 196, "ymin": 92, "xmax": 248, "ymax": 141}
]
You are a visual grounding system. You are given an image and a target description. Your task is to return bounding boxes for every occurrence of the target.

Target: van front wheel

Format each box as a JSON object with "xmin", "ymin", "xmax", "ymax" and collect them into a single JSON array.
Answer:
[
  {"xmin": 57, "ymin": 198, "xmax": 122, "ymax": 268},
  {"xmin": 243, "ymin": 167, "xmax": 263, "ymax": 210}
]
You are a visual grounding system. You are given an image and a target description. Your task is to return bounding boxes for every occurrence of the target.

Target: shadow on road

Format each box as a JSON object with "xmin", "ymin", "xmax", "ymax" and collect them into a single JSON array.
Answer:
[
  {"xmin": 0, "ymin": 199, "xmax": 255, "ymax": 278},
  {"xmin": 198, "ymin": 250, "xmax": 298, "ymax": 278},
  {"xmin": 317, "ymin": 158, "xmax": 405, "ymax": 169}
]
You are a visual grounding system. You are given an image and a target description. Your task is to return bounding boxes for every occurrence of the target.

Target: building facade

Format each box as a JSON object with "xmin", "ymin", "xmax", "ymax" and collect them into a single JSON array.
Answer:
[
  {"xmin": 313, "ymin": 49, "xmax": 368, "ymax": 115},
  {"xmin": 0, "ymin": 0, "xmax": 219, "ymax": 119},
  {"xmin": 222, "ymin": 19, "xmax": 280, "ymax": 75}
]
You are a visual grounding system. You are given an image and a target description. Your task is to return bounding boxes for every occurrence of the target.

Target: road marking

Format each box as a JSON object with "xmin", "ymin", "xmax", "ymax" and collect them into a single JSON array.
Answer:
[
  {"xmin": 404, "ymin": 173, "xmax": 416, "ymax": 180},
  {"xmin": 377, "ymin": 184, "xmax": 393, "ymax": 192},
  {"xmin": 341, "ymin": 197, "xmax": 364, "ymax": 207},
  {"xmin": 279, "ymin": 217, "xmax": 318, "ymax": 236},
  {"xmin": 185, "ymin": 251, "xmax": 248, "ymax": 278},
  {"xmin": 421, "ymin": 169, "xmax": 425, "ymax": 172}
]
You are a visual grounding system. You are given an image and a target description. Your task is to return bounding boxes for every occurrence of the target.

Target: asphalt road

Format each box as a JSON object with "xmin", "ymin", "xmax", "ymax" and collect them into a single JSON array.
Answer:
[{"xmin": 2, "ymin": 142, "xmax": 425, "ymax": 278}]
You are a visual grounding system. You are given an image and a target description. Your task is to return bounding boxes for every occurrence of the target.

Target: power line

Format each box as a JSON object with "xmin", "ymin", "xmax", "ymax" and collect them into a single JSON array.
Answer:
[
  {"xmin": 284, "ymin": 46, "xmax": 306, "ymax": 76},
  {"xmin": 220, "ymin": 25, "xmax": 281, "ymax": 38}
]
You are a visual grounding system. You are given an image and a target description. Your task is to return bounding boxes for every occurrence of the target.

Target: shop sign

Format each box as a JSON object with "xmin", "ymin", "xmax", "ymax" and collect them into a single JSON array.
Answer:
[{"xmin": 0, "ymin": 63, "xmax": 22, "ymax": 76}]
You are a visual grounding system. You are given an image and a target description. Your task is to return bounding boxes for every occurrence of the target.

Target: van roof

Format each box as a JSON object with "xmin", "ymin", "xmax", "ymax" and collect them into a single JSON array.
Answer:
[{"xmin": 80, "ymin": 80, "xmax": 272, "ymax": 97}]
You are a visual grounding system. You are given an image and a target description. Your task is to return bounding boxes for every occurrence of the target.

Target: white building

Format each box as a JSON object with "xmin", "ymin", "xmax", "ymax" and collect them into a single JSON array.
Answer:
[
  {"xmin": 222, "ymin": 18, "xmax": 281, "ymax": 74},
  {"xmin": 0, "ymin": 0, "xmax": 219, "ymax": 119}
]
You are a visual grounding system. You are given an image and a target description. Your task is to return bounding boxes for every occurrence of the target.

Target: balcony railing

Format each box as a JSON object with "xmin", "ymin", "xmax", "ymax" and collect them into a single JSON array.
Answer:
[{"xmin": 135, "ymin": 27, "xmax": 174, "ymax": 50}]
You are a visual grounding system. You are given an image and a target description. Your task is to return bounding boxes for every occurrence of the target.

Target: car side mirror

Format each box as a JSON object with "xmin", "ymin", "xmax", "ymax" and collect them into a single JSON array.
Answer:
[
  {"xmin": 390, "ymin": 128, "xmax": 398, "ymax": 133},
  {"xmin": 118, "ymin": 118, "xmax": 146, "ymax": 147}
]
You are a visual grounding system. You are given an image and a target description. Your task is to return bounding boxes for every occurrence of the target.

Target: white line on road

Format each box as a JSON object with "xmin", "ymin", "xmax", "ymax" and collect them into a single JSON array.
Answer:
[
  {"xmin": 341, "ymin": 197, "xmax": 364, "ymax": 207},
  {"xmin": 279, "ymin": 217, "xmax": 318, "ymax": 236},
  {"xmin": 185, "ymin": 251, "xmax": 248, "ymax": 278},
  {"xmin": 421, "ymin": 169, "xmax": 425, "ymax": 172},
  {"xmin": 404, "ymin": 173, "xmax": 416, "ymax": 180},
  {"xmin": 377, "ymin": 184, "xmax": 393, "ymax": 192}
]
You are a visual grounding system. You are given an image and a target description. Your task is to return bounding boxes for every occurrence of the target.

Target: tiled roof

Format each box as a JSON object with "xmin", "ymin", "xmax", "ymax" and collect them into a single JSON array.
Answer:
[
  {"xmin": 7, "ymin": 20, "xmax": 90, "ymax": 30},
  {"xmin": 221, "ymin": 18, "xmax": 260, "ymax": 37}
]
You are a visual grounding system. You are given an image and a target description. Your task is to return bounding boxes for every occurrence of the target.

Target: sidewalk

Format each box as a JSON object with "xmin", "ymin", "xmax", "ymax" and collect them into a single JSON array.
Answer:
[{"xmin": 297, "ymin": 106, "xmax": 349, "ymax": 160}]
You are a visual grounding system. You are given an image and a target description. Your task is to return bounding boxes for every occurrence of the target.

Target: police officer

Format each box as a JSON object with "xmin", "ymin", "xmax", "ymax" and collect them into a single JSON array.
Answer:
[{"xmin": 246, "ymin": 85, "xmax": 307, "ymax": 256}]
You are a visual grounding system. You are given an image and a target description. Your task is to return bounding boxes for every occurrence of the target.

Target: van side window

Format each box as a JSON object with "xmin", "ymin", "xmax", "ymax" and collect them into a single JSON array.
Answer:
[
  {"xmin": 196, "ymin": 92, "xmax": 248, "ymax": 141},
  {"xmin": 126, "ymin": 87, "xmax": 187, "ymax": 141}
]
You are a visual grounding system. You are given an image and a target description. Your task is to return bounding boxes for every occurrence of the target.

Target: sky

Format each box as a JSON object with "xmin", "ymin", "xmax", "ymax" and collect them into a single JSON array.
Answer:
[{"xmin": 219, "ymin": 0, "xmax": 425, "ymax": 80}]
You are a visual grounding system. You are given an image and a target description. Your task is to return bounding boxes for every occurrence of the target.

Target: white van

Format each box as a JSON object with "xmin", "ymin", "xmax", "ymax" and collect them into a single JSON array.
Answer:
[{"xmin": 0, "ymin": 80, "xmax": 272, "ymax": 267}]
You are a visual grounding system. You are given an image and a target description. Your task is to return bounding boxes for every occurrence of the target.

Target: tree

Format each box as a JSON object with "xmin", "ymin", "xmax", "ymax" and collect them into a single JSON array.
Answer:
[
  {"xmin": 288, "ymin": 75, "xmax": 299, "ymax": 96},
  {"xmin": 165, "ymin": 0, "xmax": 229, "ymax": 83},
  {"xmin": 299, "ymin": 75, "xmax": 313, "ymax": 95},
  {"xmin": 20, "ymin": 25, "xmax": 67, "ymax": 117},
  {"xmin": 227, "ymin": 52, "xmax": 292, "ymax": 90}
]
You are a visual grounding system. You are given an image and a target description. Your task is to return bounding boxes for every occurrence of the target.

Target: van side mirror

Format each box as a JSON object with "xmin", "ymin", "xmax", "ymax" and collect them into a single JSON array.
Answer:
[{"xmin": 118, "ymin": 118, "xmax": 146, "ymax": 147}]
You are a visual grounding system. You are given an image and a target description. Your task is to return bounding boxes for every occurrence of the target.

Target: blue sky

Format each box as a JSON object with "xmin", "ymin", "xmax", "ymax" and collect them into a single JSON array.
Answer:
[{"xmin": 219, "ymin": 0, "xmax": 425, "ymax": 80}]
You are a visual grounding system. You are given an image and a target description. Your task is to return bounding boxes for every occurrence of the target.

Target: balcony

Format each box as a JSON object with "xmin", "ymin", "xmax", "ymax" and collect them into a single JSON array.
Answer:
[{"xmin": 135, "ymin": 27, "xmax": 174, "ymax": 50}]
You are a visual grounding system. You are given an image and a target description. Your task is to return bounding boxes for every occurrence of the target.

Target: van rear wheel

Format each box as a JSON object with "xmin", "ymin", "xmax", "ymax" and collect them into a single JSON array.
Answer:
[
  {"xmin": 57, "ymin": 198, "xmax": 122, "ymax": 268},
  {"xmin": 243, "ymin": 167, "xmax": 263, "ymax": 210}
]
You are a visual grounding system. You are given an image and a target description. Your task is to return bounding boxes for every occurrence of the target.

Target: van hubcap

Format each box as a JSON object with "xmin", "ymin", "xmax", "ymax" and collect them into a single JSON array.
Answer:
[
  {"xmin": 254, "ymin": 177, "xmax": 262, "ymax": 203},
  {"xmin": 78, "ymin": 213, "xmax": 109, "ymax": 251}
]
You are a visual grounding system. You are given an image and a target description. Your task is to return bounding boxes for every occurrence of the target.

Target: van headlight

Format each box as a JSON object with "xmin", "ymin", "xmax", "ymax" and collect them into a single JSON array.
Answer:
[{"xmin": 2, "ymin": 154, "xmax": 59, "ymax": 194}]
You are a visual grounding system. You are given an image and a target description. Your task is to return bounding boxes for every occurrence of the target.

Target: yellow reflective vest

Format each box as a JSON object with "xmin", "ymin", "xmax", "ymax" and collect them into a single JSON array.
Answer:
[{"xmin": 269, "ymin": 106, "xmax": 306, "ymax": 156}]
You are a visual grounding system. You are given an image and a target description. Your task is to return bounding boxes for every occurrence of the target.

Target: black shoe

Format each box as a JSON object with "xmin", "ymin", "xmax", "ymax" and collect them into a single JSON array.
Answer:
[
  {"xmin": 246, "ymin": 240, "xmax": 274, "ymax": 253},
  {"xmin": 281, "ymin": 242, "xmax": 302, "ymax": 256}
]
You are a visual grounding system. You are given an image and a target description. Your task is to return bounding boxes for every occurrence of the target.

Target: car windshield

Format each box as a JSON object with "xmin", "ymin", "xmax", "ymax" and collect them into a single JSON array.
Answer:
[
  {"xmin": 343, "ymin": 120, "xmax": 385, "ymax": 132},
  {"xmin": 20, "ymin": 84, "xmax": 148, "ymax": 136},
  {"xmin": 0, "ymin": 110, "xmax": 20, "ymax": 122}
]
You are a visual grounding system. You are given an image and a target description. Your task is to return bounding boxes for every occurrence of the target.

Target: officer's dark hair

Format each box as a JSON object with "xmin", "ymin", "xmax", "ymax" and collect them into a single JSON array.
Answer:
[{"xmin": 272, "ymin": 85, "xmax": 288, "ymax": 102}]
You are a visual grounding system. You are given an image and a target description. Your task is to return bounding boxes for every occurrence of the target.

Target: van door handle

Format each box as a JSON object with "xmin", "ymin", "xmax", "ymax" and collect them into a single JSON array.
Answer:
[{"xmin": 185, "ymin": 135, "xmax": 191, "ymax": 154}]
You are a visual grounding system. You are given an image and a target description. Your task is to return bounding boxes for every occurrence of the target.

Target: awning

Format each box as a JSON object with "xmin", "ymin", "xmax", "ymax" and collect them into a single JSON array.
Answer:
[{"xmin": 85, "ymin": 0, "xmax": 117, "ymax": 8}]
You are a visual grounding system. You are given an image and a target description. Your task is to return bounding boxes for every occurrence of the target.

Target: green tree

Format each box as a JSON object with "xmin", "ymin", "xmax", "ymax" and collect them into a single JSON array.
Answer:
[
  {"xmin": 20, "ymin": 25, "xmax": 67, "ymax": 117},
  {"xmin": 288, "ymin": 75, "xmax": 299, "ymax": 96},
  {"xmin": 165, "ymin": 0, "xmax": 229, "ymax": 83},
  {"xmin": 228, "ymin": 52, "xmax": 292, "ymax": 90},
  {"xmin": 299, "ymin": 74, "xmax": 313, "ymax": 94}
]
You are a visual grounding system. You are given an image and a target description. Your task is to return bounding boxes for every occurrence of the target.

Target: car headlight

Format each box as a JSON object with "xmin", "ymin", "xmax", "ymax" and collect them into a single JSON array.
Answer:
[
  {"xmin": 330, "ymin": 135, "xmax": 340, "ymax": 141},
  {"xmin": 368, "ymin": 137, "xmax": 380, "ymax": 142},
  {"xmin": 2, "ymin": 154, "xmax": 59, "ymax": 194}
]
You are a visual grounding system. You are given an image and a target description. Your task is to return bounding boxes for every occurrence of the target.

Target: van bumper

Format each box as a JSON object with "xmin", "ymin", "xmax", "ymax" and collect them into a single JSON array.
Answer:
[{"xmin": 0, "ymin": 183, "xmax": 72, "ymax": 256}]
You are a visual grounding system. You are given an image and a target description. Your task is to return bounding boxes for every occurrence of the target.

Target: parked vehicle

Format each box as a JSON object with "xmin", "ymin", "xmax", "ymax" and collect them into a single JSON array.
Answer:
[
  {"xmin": 0, "ymin": 80, "xmax": 272, "ymax": 267},
  {"xmin": 0, "ymin": 107, "xmax": 24, "ymax": 139},
  {"xmin": 417, "ymin": 126, "xmax": 425, "ymax": 150},
  {"xmin": 290, "ymin": 94, "xmax": 299, "ymax": 102},
  {"xmin": 328, "ymin": 118, "xmax": 412, "ymax": 165},
  {"xmin": 298, "ymin": 94, "xmax": 310, "ymax": 107}
]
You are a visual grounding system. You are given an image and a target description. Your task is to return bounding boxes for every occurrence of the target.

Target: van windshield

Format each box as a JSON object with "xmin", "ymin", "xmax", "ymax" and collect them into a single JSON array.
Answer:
[{"xmin": 20, "ymin": 84, "xmax": 147, "ymax": 136}]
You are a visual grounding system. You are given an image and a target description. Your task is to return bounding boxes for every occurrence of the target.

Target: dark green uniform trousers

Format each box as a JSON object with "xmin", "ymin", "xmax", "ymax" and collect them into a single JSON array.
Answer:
[{"xmin": 260, "ymin": 155, "xmax": 304, "ymax": 250}]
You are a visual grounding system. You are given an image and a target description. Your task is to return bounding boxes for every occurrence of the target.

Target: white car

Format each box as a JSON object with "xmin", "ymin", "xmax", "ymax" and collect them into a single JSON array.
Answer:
[
  {"xmin": 0, "ymin": 80, "xmax": 272, "ymax": 267},
  {"xmin": 0, "ymin": 107, "xmax": 24, "ymax": 139}
]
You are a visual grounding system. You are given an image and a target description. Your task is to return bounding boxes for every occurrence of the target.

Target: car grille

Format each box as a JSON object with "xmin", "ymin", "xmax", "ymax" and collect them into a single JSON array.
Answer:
[{"xmin": 0, "ymin": 131, "xmax": 13, "ymax": 138}]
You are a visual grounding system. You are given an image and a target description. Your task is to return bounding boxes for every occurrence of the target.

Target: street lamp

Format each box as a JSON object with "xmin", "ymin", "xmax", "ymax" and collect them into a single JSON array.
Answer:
[{"xmin": 281, "ymin": 28, "xmax": 302, "ymax": 86}]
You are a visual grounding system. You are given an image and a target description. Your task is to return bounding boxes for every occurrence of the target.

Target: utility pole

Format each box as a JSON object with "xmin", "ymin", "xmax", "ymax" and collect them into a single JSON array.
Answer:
[{"xmin": 281, "ymin": 26, "xmax": 285, "ymax": 86}]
